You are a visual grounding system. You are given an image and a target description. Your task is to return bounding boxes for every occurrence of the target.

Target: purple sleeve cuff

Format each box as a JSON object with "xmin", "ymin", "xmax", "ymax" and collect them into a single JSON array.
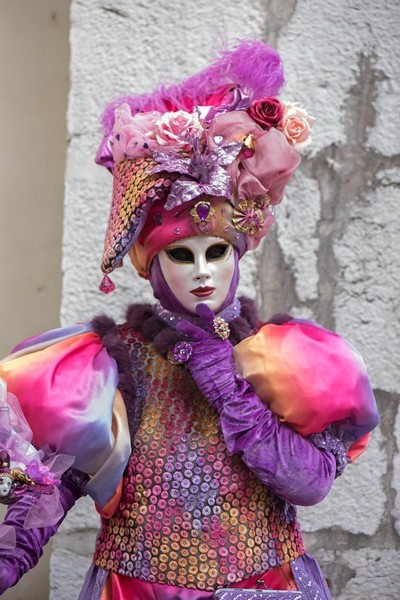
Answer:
[
  {"xmin": 0, "ymin": 470, "xmax": 83, "ymax": 594},
  {"xmin": 307, "ymin": 427, "xmax": 350, "ymax": 478}
]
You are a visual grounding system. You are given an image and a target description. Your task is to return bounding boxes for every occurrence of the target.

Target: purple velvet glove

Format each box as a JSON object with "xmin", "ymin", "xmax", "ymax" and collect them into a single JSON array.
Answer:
[
  {"xmin": 176, "ymin": 304, "xmax": 341, "ymax": 507},
  {"xmin": 0, "ymin": 469, "xmax": 86, "ymax": 594}
]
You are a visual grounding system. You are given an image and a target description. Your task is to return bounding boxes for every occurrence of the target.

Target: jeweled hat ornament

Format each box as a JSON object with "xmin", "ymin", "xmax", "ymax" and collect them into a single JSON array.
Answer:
[{"xmin": 96, "ymin": 40, "xmax": 315, "ymax": 292}]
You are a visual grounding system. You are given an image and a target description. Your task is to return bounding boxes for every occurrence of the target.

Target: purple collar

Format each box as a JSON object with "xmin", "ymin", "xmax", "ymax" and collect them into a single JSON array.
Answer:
[{"xmin": 153, "ymin": 298, "xmax": 242, "ymax": 331}]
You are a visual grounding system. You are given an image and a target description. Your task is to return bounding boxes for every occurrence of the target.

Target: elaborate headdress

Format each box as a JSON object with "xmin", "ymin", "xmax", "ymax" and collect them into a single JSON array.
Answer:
[{"xmin": 96, "ymin": 40, "xmax": 314, "ymax": 291}]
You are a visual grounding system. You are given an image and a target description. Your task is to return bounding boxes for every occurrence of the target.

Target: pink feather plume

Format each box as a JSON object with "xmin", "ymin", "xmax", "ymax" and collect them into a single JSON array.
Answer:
[{"xmin": 100, "ymin": 40, "xmax": 284, "ymax": 136}]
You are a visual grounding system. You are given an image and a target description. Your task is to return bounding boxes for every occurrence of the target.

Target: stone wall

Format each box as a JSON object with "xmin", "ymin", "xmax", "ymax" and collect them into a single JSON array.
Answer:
[{"xmin": 57, "ymin": 1, "xmax": 400, "ymax": 598}]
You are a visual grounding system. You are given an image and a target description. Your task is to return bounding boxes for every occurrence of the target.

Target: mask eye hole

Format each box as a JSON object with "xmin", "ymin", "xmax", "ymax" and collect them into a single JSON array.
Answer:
[
  {"xmin": 165, "ymin": 247, "xmax": 195, "ymax": 263},
  {"xmin": 206, "ymin": 243, "xmax": 229, "ymax": 261}
]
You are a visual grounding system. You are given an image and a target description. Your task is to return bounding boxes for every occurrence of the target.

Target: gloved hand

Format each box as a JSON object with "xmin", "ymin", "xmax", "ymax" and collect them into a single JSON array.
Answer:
[
  {"xmin": 176, "ymin": 304, "xmax": 343, "ymax": 506},
  {"xmin": 0, "ymin": 469, "xmax": 86, "ymax": 593},
  {"xmin": 175, "ymin": 304, "xmax": 237, "ymax": 408}
]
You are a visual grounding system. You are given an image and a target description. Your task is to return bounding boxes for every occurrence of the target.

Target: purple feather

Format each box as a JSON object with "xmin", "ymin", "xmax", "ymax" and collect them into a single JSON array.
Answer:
[{"xmin": 100, "ymin": 40, "xmax": 284, "ymax": 136}]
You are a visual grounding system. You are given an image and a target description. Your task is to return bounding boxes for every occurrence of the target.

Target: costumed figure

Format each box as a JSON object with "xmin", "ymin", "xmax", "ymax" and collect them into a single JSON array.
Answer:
[{"xmin": 0, "ymin": 41, "xmax": 379, "ymax": 599}]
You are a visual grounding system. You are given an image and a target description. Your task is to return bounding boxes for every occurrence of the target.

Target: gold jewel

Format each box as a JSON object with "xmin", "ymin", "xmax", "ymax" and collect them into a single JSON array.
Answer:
[
  {"xmin": 241, "ymin": 133, "xmax": 255, "ymax": 151},
  {"xmin": 213, "ymin": 316, "xmax": 230, "ymax": 340},
  {"xmin": 232, "ymin": 200, "xmax": 265, "ymax": 235},
  {"xmin": 255, "ymin": 194, "xmax": 271, "ymax": 210}
]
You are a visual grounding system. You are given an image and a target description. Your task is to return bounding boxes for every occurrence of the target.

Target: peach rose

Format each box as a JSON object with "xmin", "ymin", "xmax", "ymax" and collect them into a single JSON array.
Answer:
[
  {"xmin": 154, "ymin": 110, "xmax": 202, "ymax": 151},
  {"xmin": 281, "ymin": 102, "xmax": 315, "ymax": 153}
]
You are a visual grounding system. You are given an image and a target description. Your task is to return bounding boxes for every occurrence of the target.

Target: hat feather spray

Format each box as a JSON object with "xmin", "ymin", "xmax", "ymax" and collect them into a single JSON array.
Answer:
[{"xmin": 99, "ymin": 41, "xmax": 285, "ymax": 138}]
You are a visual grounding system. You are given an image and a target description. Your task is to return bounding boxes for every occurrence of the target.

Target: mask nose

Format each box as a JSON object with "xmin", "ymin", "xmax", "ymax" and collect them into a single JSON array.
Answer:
[{"xmin": 194, "ymin": 253, "xmax": 211, "ymax": 281}]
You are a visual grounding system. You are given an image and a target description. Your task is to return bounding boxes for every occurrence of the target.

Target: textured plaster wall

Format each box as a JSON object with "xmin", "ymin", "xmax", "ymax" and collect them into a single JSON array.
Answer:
[{"xmin": 58, "ymin": 0, "xmax": 400, "ymax": 598}]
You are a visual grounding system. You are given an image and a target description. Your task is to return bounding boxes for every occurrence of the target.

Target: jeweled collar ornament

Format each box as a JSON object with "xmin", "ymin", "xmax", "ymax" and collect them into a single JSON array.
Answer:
[
  {"xmin": 96, "ymin": 40, "xmax": 315, "ymax": 290},
  {"xmin": 212, "ymin": 316, "xmax": 231, "ymax": 340}
]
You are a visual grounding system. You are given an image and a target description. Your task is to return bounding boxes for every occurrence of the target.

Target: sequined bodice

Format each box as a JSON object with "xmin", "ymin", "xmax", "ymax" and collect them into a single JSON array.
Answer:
[{"xmin": 93, "ymin": 324, "xmax": 306, "ymax": 590}]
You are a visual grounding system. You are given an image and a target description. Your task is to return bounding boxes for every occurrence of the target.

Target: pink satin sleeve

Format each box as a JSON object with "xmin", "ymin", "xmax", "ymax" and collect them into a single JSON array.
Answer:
[
  {"xmin": 0, "ymin": 329, "xmax": 131, "ymax": 506},
  {"xmin": 233, "ymin": 319, "xmax": 379, "ymax": 461}
]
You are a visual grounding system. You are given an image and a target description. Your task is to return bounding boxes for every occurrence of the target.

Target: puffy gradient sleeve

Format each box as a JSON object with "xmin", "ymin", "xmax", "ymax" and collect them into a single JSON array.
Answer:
[
  {"xmin": 233, "ymin": 319, "xmax": 379, "ymax": 461},
  {"xmin": 0, "ymin": 324, "xmax": 131, "ymax": 507}
]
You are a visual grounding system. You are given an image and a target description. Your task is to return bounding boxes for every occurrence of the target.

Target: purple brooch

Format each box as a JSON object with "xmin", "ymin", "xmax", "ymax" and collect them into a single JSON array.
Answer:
[
  {"xmin": 190, "ymin": 200, "xmax": 215, "ymax": 224},
  {"xmin": 168, "ymin": 341, "xmax": 193, "ymax": 365}
]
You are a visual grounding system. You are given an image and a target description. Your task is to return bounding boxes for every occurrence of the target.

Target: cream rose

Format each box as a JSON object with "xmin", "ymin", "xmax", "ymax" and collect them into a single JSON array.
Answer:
[
  {"xmin": 154, "ymin": 110, "xmax": 202, "ymax": 151},
  {"xmin": 281, "ymin": 102, "xmax": 315, "ymax": 153}
]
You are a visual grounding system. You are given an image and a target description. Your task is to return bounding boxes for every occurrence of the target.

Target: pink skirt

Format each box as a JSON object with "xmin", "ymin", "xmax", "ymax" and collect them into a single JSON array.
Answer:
[{"xmin": 101, "ymin": 563, "xmax": 296, "ymax": 599}]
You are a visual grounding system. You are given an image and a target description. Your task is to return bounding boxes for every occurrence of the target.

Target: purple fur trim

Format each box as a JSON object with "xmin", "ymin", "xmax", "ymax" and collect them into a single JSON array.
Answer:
[
  {"xmin": 267, "ymin": 312, "xmax": 294, "ymax": 325},
  {"xmin": 90, "ymin": 314, "xmax": 116, "ymax": 337},
  {"xmin": 100, "ymin": 40, "xmax": 284, "ymax": 136},
  {"xmin": 125, "ymin": 297, "xmax": 259, "ymax": 356},
  {"xmin": 140, "ymin": 315, "xmax": 168, "ymax": 341},
  {"xmin": 228, "ymin": 297, "xmax": 259, "ymax": 344},
  {"xmin": 227, "ymin": 317, "xmax": 252, "ymax": 346},
  {"xmin": 236, "ymin": 296, "xmax": 260, "ymax": 329},
  {"xmin": 125, "ymin": 303, "xmax": 182, "ymax": 354},
  {"xmin": 153, "ymin": 328, "xmax": 182, "ymax": 356},
  {"xmin": 126, "ymin": 304, "xmax": 166, "ymax": 343},
  {"xmin": 125, "ymin": 303, "xmax": 154, "ymax": 329},
  {"xmin": 91, "ymin": 314, "xmax": 136, "ymax": 406}
]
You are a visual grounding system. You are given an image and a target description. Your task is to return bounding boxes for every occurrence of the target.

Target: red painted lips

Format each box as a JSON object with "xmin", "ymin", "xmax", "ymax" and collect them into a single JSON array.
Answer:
[{"xmin": 190, "ymin": 286, "xmax": 216, "ymax": 297}]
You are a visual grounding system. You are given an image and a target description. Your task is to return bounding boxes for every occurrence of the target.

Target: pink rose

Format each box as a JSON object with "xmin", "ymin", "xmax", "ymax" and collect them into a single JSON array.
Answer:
[
  {"xmin": 154, "ymin": 110, "xmax": 202, "ymax": 151},
  {"xmin": 281, "ymin": 102, "xmax": 315, "ymax": 152},
  {"xmin": 248, "ymin": 97, "xmax": 284, "ymax": 129},
  {"xmin": 112, "ymin": 104, "xmax": 162, "ymax": 162}
]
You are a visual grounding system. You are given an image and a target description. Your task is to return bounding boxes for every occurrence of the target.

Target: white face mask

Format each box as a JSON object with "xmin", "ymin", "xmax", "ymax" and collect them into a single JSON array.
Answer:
[
  {"xmin": 0, "ymin": 476, "xmax": 12, "ymax": 497},
  {"xmin": 158, "ymin": 236, "xmax": 236, "ymax": 314}
]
